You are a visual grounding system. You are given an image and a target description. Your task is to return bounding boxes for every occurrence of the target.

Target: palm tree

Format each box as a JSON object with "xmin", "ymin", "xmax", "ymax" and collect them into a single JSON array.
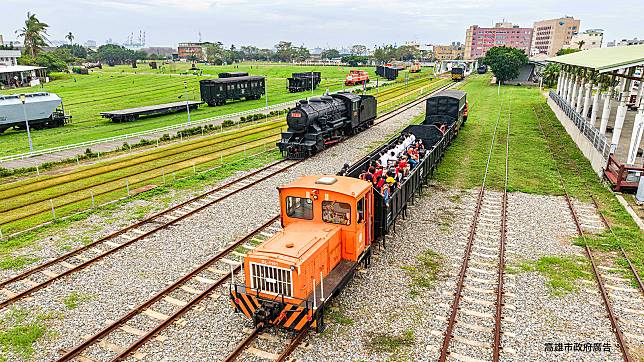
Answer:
[
  {"xmin": 16, "ymin": 12, "xmax": 50, "ymax": 58},
  {"xmin": 577, "ymin": 40, "xmax": 586, "ymax": 50},
  {"xmin": 65, "ymin": 32, "xmax": 74, "ymax": 45}
]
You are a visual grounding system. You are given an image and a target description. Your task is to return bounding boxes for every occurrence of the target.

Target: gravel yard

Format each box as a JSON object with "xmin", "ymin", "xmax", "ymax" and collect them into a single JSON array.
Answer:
[{"xmin": 3, "ymin": 98, "xmax": 425, "ymax": 362}]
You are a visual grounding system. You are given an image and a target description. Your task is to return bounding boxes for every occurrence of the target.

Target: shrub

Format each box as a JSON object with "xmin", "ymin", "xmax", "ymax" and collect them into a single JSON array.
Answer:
[{"xmin": 222, "ymin": 120, "xmax": 235, "ymax": 128}]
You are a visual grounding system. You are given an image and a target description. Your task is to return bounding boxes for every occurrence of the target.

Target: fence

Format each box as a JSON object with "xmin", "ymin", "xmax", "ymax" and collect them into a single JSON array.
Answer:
[
  {"xmin": 0, "ymin": 100, "xmax": 294, "ymax": 165},
  {"xmin": 549, "ymin": 90, "xmax": 611, "ymax": 160}
]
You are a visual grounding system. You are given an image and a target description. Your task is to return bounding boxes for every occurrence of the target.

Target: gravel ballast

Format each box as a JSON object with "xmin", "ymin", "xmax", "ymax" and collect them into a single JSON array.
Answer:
[{"xmin": 5, "ymin": 98, "xmax": 426, "ymax": 362}]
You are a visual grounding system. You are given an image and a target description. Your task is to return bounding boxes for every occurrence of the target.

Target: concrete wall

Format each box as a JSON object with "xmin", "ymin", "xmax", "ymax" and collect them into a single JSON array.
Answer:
[{"xmin": 547, "ymin": 97, "xmax": 607, "ymax": 176}]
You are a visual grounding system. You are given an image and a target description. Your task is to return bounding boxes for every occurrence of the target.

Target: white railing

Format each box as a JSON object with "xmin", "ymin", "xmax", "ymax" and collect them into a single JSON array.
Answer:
[
  {"xmin": 0, "ymin": 100, "xmax": 294, "ymax": 165},
  {"xmin": 549, "ymin": 91, "xmax": 610, "ymax": 159}
]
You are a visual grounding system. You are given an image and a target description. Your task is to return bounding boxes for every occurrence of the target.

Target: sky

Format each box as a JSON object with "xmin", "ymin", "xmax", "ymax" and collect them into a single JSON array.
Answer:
[{"xmin": 2, "ymin": 0, "xmax": 642, "ymax": 49}]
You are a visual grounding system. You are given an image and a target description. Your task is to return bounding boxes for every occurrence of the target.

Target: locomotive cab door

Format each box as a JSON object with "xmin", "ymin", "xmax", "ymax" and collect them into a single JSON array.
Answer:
[{"xmin": 350, "ymin": 100, "xmax": 360, "ymax": 127}]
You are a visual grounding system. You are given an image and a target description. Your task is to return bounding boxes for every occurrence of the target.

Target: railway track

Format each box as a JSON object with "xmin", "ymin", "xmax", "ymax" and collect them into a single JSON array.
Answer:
[
  {"xmin": 0, "ymin": 159, "xmax": 302, "ymax": 309},
  {"xmin": 438, "ymin": 87, "xmax": 512, "ymax": 362},
  {"xmin": 223, "ymin": 326, "xmax": 308, "ymax": 362},
  {"xmin": 1, "ymin": 76, "xmax": 442, "ymax": 235},
  {"xmin": 47, "ymin": 77, "xmax": 460, "ymax": 361},
  {"xmin": 57, "ymin": 216, "xmax": 283, "ymax": 362},
  {"xmin": 0, "ymin": 123, "xmax": 285, "ymax": 225},
  {"xmin": 0, "ymin": 76, "xmax": 460, "ymax": 361},
  {"xmin": 533, "ymin": 105, "xmax": 644, "ymax": 362}
]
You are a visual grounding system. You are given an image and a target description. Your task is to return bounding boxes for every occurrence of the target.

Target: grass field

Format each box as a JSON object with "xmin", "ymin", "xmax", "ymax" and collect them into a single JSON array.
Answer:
[
  {"xmin": 0, "ymin": 63, "xmax": 433, "ymax": 157},
  {"xmin": 435, "ymin": 75, "xmax": 643, "ymax": 281},
  {"xmin": 0, "ymin": 75, "xmax": 447, "ymax": 238}
]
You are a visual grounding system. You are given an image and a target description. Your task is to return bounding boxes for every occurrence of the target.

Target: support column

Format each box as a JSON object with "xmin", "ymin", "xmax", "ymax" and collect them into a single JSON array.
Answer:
[
  {"xmin": 636, "ymin": 75, "xmax": 644, "ymax": 107},
  {"xmin": 556, "ymin": 71, "xmax": 564, "ymax": 95},
  {"xmin": 576, "ymin": 76, "xmax": 586, "ymax": 113},
  {"xmin": 599, "ymin": 92, "xmax": 612, "ymax": 135},
  {"xmin": 570, "ymin": 75, "xmax": 579, "ymax": 107},
  {"xmin": 582, "ymin": 81, "xmax": 593, "ymax": 120},
  {"xmin": 561, "ymin": 71, "xmax": 569, "ymax": 99},
  {"xmin": 611, "ymin": 68, "xmax": 635, "ymax": 153},
  {"xmin": 627, "ymin": 107, "xmax": 644, "ymax": 164},
  {"xmin": 590, "ymin": 80, "xmax": 602, "ymax": 127}
]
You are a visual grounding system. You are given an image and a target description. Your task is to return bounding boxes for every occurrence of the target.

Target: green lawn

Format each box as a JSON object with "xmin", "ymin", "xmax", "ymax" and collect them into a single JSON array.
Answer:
[
  {"xmin": 435, "ymin": 75, "xmax": 643, "ymax": 279},
  {"xmin": 0, "ymin": 63, "xmax": 432, "ymax": 157}
]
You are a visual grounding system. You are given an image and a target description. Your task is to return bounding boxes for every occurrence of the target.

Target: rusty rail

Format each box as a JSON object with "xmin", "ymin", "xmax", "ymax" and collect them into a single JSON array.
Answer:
[
  {"xmin": 493, "ymin": 92, "xmax": 511, "ymax": 361},
  {"xmin": 532, "ymin": 106, "xmax": 633, "ymax": 362},
  {"xmin": 57, "ymin": 216, "xmax": 279, "ymax": 362},
  {"xmin": 0, "ymin": 160, "xmax": 300, "ymax": 309},
  {"xmin": 439, "ymin": 85, "xmax": 506, "ymax": 361}
]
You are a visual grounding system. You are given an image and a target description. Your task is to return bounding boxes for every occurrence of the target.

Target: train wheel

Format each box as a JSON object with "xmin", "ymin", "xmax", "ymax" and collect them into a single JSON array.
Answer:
[{"xmin": 315, "ymin": 312, "xmax": 325, "ymax": 333}]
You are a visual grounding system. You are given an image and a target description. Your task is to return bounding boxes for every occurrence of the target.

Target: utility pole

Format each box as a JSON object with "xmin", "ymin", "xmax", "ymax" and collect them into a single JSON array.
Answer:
[{"xmin": 19, "ymin": 94, "xmax": 33, "ymax": 152}]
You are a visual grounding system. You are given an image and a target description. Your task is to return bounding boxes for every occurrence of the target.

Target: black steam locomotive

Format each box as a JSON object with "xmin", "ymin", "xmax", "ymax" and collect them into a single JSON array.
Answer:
[{"xmin": 277, "ymin": 93, "xmax": 377, "ymax": 159}]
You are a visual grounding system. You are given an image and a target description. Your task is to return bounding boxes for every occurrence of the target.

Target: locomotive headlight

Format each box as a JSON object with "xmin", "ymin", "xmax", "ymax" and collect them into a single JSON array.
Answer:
[{"xmin": 290, "ymin": 265, "xmax": 295, "ymax": 271}]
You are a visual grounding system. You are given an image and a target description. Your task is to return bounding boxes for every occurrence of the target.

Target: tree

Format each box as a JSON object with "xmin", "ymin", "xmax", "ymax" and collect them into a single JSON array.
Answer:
[
  {"xmin": 556, "ymin": 48, "xmax": 580, "ymax": 56},
  {"xmin": 576, "ymin": 40, "xmax": 585, "ymax": 50},
  {"xmin": 20, "ymin": 52, "xmax": 67, "ymax": 73},
  {"xmin": 293, "ymin": 46, "xmax": 310, "ymax": 61},
  {"xmin": 274, "ymin": 41, "xmax": 295, "ymax": 62},
  {"xmin": 542, "ymin": 63, "xmax": 560, "ymax": 87},
  {"xmin": 96, "ymin": 44, "xmax": 135, "ymax": 65},
  {"xmin": 482, "ymin": 46, "xmax": 528, "ymax": 84},
  {"xmin": 16, "ymin": 12, "xmax": 50, "ymax": 58},
  {"xmin": 205, "ymin": 43, "xmax": 226, "ymax": 64},
  {"xmin": 133, "ymin": 50, "xmax": 148, "ymax": 60},
  {"xmin": 320, "ymin": 49, "xmax": 340, "ymax": 60},
  {"xmin": 52, "ymin": 47, "xmax": 75, "ymax": 63},
  {"xmin": 394, "ymin": 45, "xmax": 419, "ymax": 61},
  {"xmin": 58, "ymin": 44, "xmax": 87, "ymax": 59},
  {"xmin": 351, "ymin": 44, "xmax": 367, "ymax": 56},
  {"xmin": 66, "ymin": 32, "xmax": 74, "ymax": 45},
  {"xmin": 240, "ymin": 46, "xmax": 260, "ymax": 61},
  {"xmin": 341, "ymin": 55, "xmax": 368, "ymax": 66},
  {"xmin": 372, "ymin": 45, "xmax": 395, "ymax": 63}
]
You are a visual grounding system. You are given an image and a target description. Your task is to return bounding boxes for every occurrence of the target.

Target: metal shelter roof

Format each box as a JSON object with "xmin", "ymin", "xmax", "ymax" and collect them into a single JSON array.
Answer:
[
  {"xmin": 547, "ymin": 44, "xmax": 644, "ymax": 73},
  {"xmin": 0, "ymin": 65, "xmax": 46, "ymax": 74}
]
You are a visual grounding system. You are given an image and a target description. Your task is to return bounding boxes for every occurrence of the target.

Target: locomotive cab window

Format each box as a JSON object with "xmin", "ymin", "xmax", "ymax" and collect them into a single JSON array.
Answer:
[
  {"xmin": 357, "ymin": 198, "xmax": 364, "ymax": 224},
  {"xmin": 286, "ymin": 197, "xmax": 313, "ymax": 220},
  {"xmin": 322, "ymin": 201, "xmax": 351, "ymax": 225}
]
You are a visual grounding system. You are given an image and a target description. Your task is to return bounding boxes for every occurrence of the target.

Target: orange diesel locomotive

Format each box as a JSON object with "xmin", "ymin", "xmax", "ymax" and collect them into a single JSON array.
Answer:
[
  {"xmin": 230, "ymin": 90, "xmax": 467, "ymax": 333},
  {"xmin": 344, "ymin": 69, "xmax": 369, "ymax": 86},
  {"xmin": 230, "ymin": 176, "xmax": 373, "ymax": 331}
]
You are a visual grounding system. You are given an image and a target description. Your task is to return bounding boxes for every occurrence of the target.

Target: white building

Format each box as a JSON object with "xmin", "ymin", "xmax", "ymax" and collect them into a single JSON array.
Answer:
[
  {"xmin": 0, "ymin": 50, "xmax": 21, "ymax": 66},
  {"xmin": 607, "ymin": 38, "xmax": 644, "ymax": 47},
  {"xmin": 565, "ymin": 29, "xmax": 604, "ymax": 50}
]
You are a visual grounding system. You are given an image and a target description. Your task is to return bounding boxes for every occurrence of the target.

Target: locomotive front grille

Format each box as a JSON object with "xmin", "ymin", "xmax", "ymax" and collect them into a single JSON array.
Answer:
[{"xmin": 250, "ymin": 263, "xmax": 293, "ymax": 297}]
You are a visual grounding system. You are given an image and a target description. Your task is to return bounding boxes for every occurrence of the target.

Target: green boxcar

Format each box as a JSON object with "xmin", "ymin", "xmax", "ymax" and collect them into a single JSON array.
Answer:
[{"xmin": 199, "ymin": 76, "xmax": 265, "ymax": 106}]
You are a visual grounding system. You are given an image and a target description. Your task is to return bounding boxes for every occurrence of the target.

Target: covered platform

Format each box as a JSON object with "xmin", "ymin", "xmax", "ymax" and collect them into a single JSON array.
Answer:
[
  {"xmin": 100, "ymin": 101, "xmax": 203, "ymax": 122},
  {"xmin": 547, "ymin": 44, "xmax": 644, "ymax": 192},
  {"xmin": 0, "ymin": 65, "xmax": 47, "ymax": 89}
]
